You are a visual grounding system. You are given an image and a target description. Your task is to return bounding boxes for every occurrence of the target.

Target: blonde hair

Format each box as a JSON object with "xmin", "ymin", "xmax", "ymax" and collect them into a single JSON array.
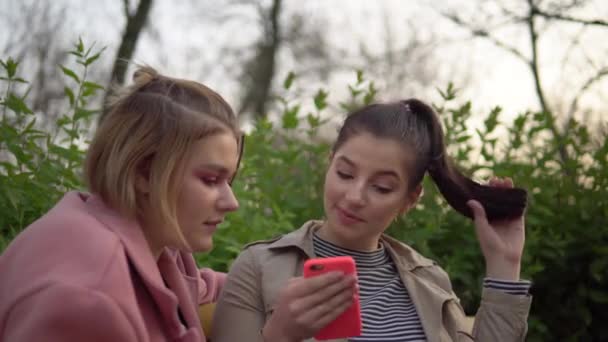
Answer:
[{"xmin": 85, "ymin": 66, "xmax": 240, "ymax": 245}]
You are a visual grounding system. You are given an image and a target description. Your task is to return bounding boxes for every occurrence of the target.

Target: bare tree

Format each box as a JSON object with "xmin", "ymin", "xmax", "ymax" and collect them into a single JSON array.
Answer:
[
  {"xmin": 100, "ymin": 0, "xmax": 154, "ymax": 120},
  {"xmin": 108, "ymin": 0, "xmax": 154, "ymax": 86},
  {"xmin": 0, "ymin": 1, "xmax": 71, "ymax": 124},
  {"xmin": 439, "ymin": 0, "xmax": 608, "ymax": 166},
  {"xmin": 356, "ymin": 9, "xmax": 442, "ymax": 100},
  {"xmin": 238, "ymin": 0, "xmax": 282, "ymax": 120}
]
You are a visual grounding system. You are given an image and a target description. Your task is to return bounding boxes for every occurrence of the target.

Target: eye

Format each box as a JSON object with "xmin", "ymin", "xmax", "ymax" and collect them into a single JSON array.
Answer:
[
  {"xmin": 373, "ymin": 185, "xmax": 393, "ymax": 194},
  {"xmin": 336, "ymin": 170, "xmax": 353, "ymax": 180},
  {"xmin": 201, "ymin": 176, "xmax": 219, "ymax": 186}
]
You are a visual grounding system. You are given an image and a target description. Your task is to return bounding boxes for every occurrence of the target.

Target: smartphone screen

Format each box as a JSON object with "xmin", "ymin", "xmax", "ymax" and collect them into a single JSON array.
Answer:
[{"xmin": 303, "ymin": 256, "xmax": 362, "ymax": 340}]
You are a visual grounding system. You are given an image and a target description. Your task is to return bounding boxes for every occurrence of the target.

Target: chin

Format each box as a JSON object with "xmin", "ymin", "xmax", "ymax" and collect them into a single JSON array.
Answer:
[{"xmin": 189, "ymin": 238, "xmax": 214, "ymax": 253}]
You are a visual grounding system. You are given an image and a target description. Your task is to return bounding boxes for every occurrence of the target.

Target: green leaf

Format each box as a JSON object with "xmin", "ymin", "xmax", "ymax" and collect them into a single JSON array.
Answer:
[
  {"xmin": 437, "ymin": 82, "xmax": 457, "ymax": 101},
  {"xmin": 282, "ymin": 105, "xmax": 300, "ymax": 130},
  {"xmin": 60, "ymin": 65, "xmax": 80, "ymax": 83},
  {"xmin": 12, "ymin": 77, "xmax": 28, "ymax": 84},
  {"xmin": 307, "ymin": 113, "xmax": 321, "ymax": 128},
  {"xmin": 356, "ymin": 70, "xmax": 364, "ymax": 84},
  {"xmin": 84, "ymin": 47, "xmax": 105, "ymax": 66},
  {"xmin": 77, "ymin": 37, "xmax": 84, "ymax": 53},
  {"xmin": 2, "ymin": 57, "xmax": 18, "ymax": 78},
  {"xmin": 64, "ymin": 87, "xmax": 75, "ymax": 106},
  {"xmin": 74, "ymin": 108, "xmax": 97, "ymax": 121},
  {"xmin": 484, "ymin": 106, "xmax": 501, "ymax": 133},
  {"xmin": 5, "ymin": 93, "xmax": 33, "ymax": 114},
  {"xmin": 313, "ymin": 89, "xmax": 328, "ymax": 111},
  {"xmin": 283, "ymin": 72, "xmax": 296, "ymax": 90},
  {"xmin": 363, "ymin": 82, "xmax": 377, "ymax": 105},
  {"xmin": 81, "ymin": 81, "xmax": 104, "ymax": 98}
]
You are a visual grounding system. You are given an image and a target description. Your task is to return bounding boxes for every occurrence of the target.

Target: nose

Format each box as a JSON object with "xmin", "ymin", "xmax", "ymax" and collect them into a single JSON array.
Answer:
[
  {"xmin": 344, "ymin": 181, "xmax": 366, "ymax": 207},
  {"xmin": 218, "ymin": 184, "xmax": 239, "ymax": 212}
]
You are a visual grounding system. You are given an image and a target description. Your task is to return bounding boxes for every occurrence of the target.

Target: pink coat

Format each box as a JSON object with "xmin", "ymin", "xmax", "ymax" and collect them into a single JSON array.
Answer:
[{"xmin": 0, "ymin": 192, "xmax": 225, "ymax": 341}]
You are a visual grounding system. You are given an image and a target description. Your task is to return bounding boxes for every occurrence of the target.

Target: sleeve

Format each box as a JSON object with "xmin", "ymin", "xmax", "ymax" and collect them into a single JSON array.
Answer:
[
  {"xmin": 3, "ymin": 284, "xmax": 137, "ymax": 342},
  {"xmin": 472, "ymin": 280, "xmax": 532, "ymax": 341},
  {"xmin": 482, "ymin": 278, "xmax": 532, "ymax": 296},
  {"xmin": 422, "ymin": 264, "xmax": 532, "ymax": 342},
  {"xmin": 210, "ymin": 248, "xmax": 267, "ymax": 342}
]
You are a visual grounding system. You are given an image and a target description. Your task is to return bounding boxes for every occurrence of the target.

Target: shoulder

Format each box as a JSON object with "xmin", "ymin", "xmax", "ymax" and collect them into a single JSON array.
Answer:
[
  {"xmin": 2, "ymin": 282, "xmax": 137, "ymax": 341},
  {"xmin": 241, "ymin": 220, "xmax": 319, "ymax": 254},
  {"xmin": 0, "ymin": 193, "xmax": 127, "ymax": 299}
]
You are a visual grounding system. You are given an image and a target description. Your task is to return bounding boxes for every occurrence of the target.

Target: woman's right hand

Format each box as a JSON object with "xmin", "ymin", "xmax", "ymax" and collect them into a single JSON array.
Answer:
[{"xmin": 261, "ymin": 272, "xmax": 357, "ymax": 342}]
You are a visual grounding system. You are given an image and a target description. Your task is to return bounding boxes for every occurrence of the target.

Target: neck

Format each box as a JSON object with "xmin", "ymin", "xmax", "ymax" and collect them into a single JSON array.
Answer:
[
  {"xmin": 137, "ymin": 215, "xmax": 165, "ymax": 261},
  {"xmin": 317, "ymin": 221, "xmax": 382, "ymax": 252}
]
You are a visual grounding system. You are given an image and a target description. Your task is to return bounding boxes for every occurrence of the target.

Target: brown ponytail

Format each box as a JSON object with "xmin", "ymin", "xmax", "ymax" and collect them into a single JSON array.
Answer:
[
  {"xmin": 405, "ymin": 99, "xmax": 527, "ymax": 221},
  {"xmin": 334, "ymin": 99, "xmax": 527, "ymax": 222}
]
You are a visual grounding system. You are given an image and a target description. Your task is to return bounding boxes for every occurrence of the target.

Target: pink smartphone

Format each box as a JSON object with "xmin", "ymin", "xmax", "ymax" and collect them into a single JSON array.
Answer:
[{"xmin": 303, "ymin": 256, "xmax": 362, "ymax": 340}]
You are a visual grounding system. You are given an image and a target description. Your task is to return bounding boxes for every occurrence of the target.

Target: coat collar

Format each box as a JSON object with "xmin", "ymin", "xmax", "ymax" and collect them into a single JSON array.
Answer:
[
  {"xmin": 264, "ymin": 220, "xmax": 455, "ymax": 342},
  {"xmin": 71, "ymin": 192, "xmax": 202, "ymax": 340},
  {"xmin": 265, "ymin": 220, "xmax": 436, "ymax": 271}
]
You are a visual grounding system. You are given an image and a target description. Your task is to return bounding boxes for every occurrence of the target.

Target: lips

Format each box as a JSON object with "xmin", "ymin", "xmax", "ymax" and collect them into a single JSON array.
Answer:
[
  {"xmin": 335, "ymin": 206, "xmax": 365, "ymax": 226},
  {"xmin": 203, "ymin": 219, "xmax": 223, "ymax": 229}
]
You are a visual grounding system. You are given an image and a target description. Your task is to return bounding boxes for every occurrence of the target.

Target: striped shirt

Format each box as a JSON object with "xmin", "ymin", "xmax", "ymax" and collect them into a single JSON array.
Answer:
[{"xmin": 312, "ymin": 233, "xmax": 531, "ymax": 341}]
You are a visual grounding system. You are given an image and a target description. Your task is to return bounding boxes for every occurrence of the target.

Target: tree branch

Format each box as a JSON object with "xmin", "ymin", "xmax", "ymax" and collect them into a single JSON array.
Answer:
[
  {"xmin": 526, "ymin": 0, "xmax": 570, "ymax": 167},
  {"xmin": 568, "ymin": 67, "xmax": 608, "ymax": 119},
  {"xmin": 532, "ymin": 7, "xmax": 608, "ymax": 27},
  {"xmin": 441, "ymin": 12, "xmax": 528, "ymax": 63},
  {"xmin": 122, "ymin": 0, "xmax": 131, "ymax": 19}
]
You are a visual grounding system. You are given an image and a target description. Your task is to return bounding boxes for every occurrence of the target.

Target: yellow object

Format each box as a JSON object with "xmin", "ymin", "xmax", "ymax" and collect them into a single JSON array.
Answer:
[{"xmin": 199, "ymin": 302, "xmax": 216, "ymax": 338}]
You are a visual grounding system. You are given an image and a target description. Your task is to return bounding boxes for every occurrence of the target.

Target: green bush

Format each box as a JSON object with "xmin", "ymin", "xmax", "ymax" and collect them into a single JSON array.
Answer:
[
  {"xmin": 1, "ymin": 43, "xmax": 606, "ymax": 341},
  {"xmin": 0, "ymin": 39, "xmax": 103, "ymax": 250}
]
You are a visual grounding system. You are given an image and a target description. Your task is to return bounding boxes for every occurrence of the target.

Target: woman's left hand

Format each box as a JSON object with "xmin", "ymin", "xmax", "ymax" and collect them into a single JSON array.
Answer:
[{"xmin": 467, "ymin": 177, "xmax": 525, "ymax": 281}]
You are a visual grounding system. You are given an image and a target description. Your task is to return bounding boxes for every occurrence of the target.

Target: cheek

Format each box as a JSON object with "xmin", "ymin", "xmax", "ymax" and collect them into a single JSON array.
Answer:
[
  {"xmin": 368, "ymin": 194, "xmax": 407, "ymax": 218},
  {"xmin": 178, "ymin": 182, "xmax": 213, "ymax": 216},
  {"xmin": 323, "ymin": 172, "xmax": 342, "ymax": 203}
]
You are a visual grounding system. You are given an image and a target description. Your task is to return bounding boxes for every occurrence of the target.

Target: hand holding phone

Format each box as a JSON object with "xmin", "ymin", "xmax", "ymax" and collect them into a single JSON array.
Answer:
[
  {"xmin": 303, "ymin": 256, "xmax": 362, "ymax": 340},
  {"xmin": 261, "ymin": 268, "xmax": 357, "ymax": 342}
]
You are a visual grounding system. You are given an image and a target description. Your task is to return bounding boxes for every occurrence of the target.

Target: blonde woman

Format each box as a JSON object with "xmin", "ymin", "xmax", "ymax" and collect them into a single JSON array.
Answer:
[{"xmin": 0, "ymin": 67, "xmax": 242, "ymax": 341}]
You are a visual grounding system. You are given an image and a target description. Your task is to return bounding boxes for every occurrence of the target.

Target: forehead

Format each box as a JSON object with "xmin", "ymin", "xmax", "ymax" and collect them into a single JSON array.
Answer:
[
  {"xmin": 333, "ymin": 133, "xmax": 412, "ymax": 178},
  {"xmin": 186, "ymin": 132, "xmax": 239, "ymax": 171}
]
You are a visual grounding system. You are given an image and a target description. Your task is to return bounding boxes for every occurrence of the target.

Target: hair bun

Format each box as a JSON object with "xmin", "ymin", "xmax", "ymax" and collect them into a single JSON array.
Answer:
[{"xmin": 132, "ymin": 66, "xmax": 159, "ymax": 85}]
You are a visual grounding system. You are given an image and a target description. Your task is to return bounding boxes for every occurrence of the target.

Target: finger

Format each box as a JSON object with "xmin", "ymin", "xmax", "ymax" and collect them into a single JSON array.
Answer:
[
  {"xmin": 289, "ymin": 272, "xmax": 344, "ymax": 297},
  {"xmin": 293, "ymin": 275, "xmax": 356, "ymax": 312},
  {"xmin": 504, "ymin": 177, "xmax": 514, "ymax": 188},
  {"xmin": 468, "ymin": 200, "xmax": 498, "ymax": 251},
  {"xmin": 488, "ymin": 177, "xmax": 498, "ymax": 187},
  {"xmin": 298, "ymin": 286, "xmax": 355, "ymax": 329},
  {"xmin": 467, "ymin": 200, "xmax": 489, "ymax": 227}
]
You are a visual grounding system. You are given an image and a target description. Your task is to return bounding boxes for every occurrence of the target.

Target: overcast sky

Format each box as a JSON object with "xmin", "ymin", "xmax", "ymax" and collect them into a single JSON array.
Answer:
[{"xmin": 2, "ymin": 0, "xmax": 607, "ymax": 128}]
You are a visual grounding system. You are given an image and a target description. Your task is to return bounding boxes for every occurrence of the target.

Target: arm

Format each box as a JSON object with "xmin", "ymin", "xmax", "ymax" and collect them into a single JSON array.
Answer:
[
  {"xmin": 472, "ymin": 282, "xmax": 532, "ymax": 341},
  {"xmin": 467, "ymin": 177, "xmax": 532, "ymax": 341},
  {"xmin": 211, "ymin": 248, "xmax": 267, "ymax": 342},
  {"xmin": 3, "ymin": 284, "xmax": 137, "ymax": 342},
  {"xmin": 211, "ymin": 248, "xmax": 356, "ymax": 342}
]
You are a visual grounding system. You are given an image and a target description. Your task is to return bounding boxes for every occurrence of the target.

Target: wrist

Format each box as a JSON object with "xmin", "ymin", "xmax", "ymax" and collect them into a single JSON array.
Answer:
[
  {"xmin": 485, "ymin": 259, "xmax": 521, "ymax": 281},
  {"xmin": 261, "ymin": 322, "xmax": 294, "ymax": 342}
]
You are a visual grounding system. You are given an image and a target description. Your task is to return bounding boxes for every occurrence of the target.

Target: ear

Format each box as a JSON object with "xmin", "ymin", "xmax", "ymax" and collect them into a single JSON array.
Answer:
[
  {"xmin": 399, "ymin": 184, "xmax": 423, "ymax": 215},
  {"xmin": 135, "ymin": 172, "xmax": 150, "ymax": 194},
  {"xmin": 135, "ymin": 161, "xmax": 152, "ymax": 194}
]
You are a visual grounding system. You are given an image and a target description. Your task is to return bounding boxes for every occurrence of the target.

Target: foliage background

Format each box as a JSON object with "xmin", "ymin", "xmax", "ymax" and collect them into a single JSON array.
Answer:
[{"xmin": 1, "ymin": 46, "xmax": 607, "ymax": 341}]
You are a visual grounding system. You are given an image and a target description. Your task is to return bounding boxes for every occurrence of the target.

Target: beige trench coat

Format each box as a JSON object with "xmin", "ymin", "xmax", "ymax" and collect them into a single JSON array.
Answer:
[{"xmin": 212, "ymin": 221, "xmax": 531, "ymax": 341}]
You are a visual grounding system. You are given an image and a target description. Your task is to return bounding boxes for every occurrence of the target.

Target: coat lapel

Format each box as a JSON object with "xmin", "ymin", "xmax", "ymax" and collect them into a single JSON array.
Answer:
[
  {"xmin": 83, "ymin": 193, "xmax": 202, "ymax": 341},
  {"xmin": 383, "ymin": 241, "xmax": 456, "ymax": 342}
]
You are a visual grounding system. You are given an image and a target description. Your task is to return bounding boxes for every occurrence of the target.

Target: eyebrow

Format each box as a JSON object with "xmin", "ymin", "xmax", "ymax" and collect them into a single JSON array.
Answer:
[
  {"xmin": 197, "ymin": 163, "xmax": 234, "ymax": 176},
  {"xmin": 336, "ymin": 155, "xmax": 401, "ymax": 180}
]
